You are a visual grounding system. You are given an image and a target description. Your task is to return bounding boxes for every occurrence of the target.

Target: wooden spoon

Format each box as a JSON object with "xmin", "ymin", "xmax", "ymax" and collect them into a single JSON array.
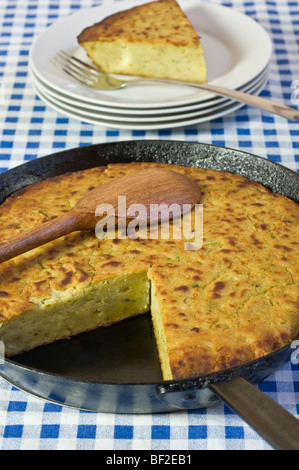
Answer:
[{"xmin": 0, "ymin": 168, "xmax": 201, "ymax": 263}]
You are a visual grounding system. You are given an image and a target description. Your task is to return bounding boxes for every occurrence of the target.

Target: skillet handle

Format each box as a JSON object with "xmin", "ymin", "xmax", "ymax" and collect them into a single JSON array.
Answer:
[{"xmin": 210, "ymin": 376, "xmax": 299, "ymax": 450}]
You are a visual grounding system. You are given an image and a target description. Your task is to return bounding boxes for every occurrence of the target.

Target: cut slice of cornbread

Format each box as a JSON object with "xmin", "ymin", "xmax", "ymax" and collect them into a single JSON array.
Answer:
[
  {"xmin": 78, "ymin": 0, "xmax": 206, "ymax": 83},
  {"xmin": 0, "ymin": 270, "xmax": 150, "ymax": 357}
]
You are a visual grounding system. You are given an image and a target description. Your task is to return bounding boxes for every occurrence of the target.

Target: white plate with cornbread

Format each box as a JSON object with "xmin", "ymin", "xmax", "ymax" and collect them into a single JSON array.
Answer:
[{"xmin": 29, "ymin": 0, "xmax": 272, "ymax": 122}]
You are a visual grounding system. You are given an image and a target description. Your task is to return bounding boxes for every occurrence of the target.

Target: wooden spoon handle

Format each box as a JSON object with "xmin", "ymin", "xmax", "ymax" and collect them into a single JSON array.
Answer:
[{"xmin": 0, "ymin": 211, "xmax": 81, "ymax": 264}]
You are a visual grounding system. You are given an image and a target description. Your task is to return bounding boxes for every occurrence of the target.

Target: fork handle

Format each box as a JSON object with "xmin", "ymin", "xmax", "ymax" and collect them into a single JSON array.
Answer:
[
  {"xmin": 192, "ymin": 82, "xmax": 298, "ymax": 121},
  {"xmin": 157, "ymin": 79, "xmax": 299, "ymax": 121}
]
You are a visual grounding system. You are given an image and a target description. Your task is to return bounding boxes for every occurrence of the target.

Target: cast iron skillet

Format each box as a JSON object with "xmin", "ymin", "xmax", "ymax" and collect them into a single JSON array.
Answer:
[{"xmin": 0, "ymin": 140, "xmax": 299, "ymax": 450}]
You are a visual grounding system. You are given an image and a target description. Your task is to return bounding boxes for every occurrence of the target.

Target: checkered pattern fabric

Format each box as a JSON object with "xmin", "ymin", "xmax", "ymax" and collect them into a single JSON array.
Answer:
[{"xmin": 0, "ymin": 0, "xmax": 298, "ymax": 450}]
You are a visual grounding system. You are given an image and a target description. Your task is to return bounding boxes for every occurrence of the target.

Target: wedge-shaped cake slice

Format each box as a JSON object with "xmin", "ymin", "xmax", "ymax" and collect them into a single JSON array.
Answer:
[{"xmin": 78, "ymin": 0, "xmax": 206, "ymax": 83}]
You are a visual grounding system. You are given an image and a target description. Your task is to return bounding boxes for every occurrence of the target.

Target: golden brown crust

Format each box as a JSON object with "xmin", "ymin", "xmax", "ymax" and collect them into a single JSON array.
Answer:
[
  {"xmin": 78, "ymin": 0, "xmax": 200, "ymax": 46},
  {"xmin": 147, "ymin": 166, "xmax": 299, "ymax": 379},
  {"xmin": 0, "ymin": 161, "xmax": 298, "ymax": 380}
]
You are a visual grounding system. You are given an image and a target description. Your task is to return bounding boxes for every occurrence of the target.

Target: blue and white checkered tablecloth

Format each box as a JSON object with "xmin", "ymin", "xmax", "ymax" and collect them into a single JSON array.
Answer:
[{"xmin": 0, "ymin": 0, "xmax": 299, "ymax": 451}]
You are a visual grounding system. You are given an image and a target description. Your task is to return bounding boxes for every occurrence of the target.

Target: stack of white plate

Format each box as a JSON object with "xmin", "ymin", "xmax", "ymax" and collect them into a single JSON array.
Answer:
[{"xmin": 29, "ymin": 1, "xmax": 272, "ymax": 130}]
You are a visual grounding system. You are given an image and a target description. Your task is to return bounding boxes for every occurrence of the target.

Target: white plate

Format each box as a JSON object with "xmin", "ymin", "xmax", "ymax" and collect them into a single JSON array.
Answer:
[
  {"xmin": 31, "ymin": 70, "xmax": 270, "ymax": 130},
  {"xmin": 30, "ymin": 65, "xmax": 269, "ymax": 124},
  {"xmin": 29, "ymin": 63, "xmax": 270, "ymax": 116},
  {"xmin": 29, "ymin": 0, "xmax": 272, "ymax": 109}
]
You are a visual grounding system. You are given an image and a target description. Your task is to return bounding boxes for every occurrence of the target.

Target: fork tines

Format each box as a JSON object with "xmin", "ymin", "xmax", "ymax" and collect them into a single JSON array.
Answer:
[{"xmin": 51, "ymin": 50, "xmax": 101, "ymax": 86}]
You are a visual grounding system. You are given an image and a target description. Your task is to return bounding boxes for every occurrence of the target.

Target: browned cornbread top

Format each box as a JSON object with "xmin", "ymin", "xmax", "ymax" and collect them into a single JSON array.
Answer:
[
  {"xmin": 0, "ymin": 161, "xmax": 298, "ymax": 379},
  {"xmin": 78, "ymin": 0, "xmax": 201, "ymax": 47}
]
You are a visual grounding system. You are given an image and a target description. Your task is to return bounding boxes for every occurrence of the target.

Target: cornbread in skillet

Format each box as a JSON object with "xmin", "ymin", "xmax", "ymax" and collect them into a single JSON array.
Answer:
[
  {"xmin": 77, "ymin": 0, "xmax": 206, "ymax": 83},
  {"xmin": 0, "ymin": 162, "xmax": 298, "ymax": 382}
]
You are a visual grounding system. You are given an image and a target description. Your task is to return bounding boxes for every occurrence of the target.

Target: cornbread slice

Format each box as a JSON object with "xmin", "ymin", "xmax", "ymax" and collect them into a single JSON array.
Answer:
[
  {"xmin": 0, "ymin": 270, "xmax": 150, "ymax": 357},
  {"xmin": 0, "ymin": 162, "xmax": 298, "ymax": 382},
  {"xmin": 77, "ymin": 0, "xmax": 206, "ymax": 83}
]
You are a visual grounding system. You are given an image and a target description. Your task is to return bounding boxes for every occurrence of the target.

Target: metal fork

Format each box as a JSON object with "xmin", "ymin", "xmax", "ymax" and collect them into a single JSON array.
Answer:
[{"xmin": 52, "ymin": 50, "xmax": 299, "ymax": 121}]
